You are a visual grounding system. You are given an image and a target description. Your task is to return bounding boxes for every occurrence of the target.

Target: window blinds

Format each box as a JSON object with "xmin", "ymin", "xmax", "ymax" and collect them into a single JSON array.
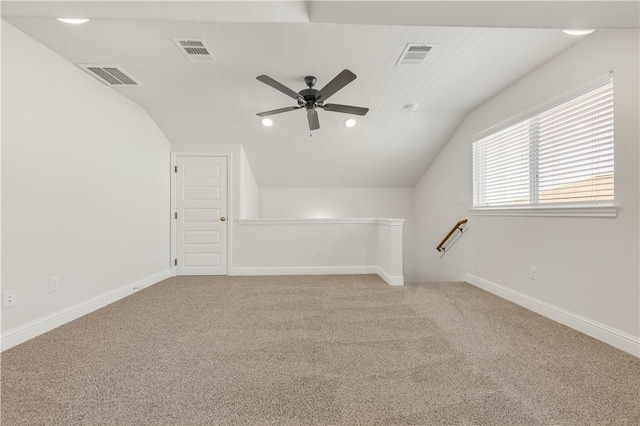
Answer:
[{"xmin": 473, "ymin": 77, "xmax": 614, "ymax": 208}]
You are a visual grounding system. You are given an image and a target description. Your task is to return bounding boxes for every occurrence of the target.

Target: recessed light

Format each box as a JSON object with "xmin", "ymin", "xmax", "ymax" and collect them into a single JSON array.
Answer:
[
  {"xmin": 57, "ymin": 18, "xmax": 90, "ymax": 24},
  {"xmin": 562, "ymin": 29, "xmax": 595, "ymax": 36},
  {"xmin": 261, "ymin": 118, "xmax": 273, "ymax": 127},
  {"xmin": 344, "ymin": 118, "xmax": 356, "ymax": 128}
]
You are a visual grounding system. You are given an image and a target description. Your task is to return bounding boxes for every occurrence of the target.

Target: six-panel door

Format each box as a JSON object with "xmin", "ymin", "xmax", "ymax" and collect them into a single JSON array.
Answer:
[{"xmin": 176, "ymin": 156, "xmax": 228, "ymax": 275}]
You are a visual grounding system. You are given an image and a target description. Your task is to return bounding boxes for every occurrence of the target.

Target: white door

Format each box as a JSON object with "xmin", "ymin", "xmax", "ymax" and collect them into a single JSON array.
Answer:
[{"xmin": 175, "ymin": 156, "xmax": 228, "ymax": 275}]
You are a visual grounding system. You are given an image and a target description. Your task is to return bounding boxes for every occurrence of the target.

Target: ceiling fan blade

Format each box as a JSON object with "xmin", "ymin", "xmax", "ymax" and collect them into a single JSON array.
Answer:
[
  {"xmin": 256, "ymin": 75, "xmax": 303, "ymax": 101},
  {"xmin": 256, "ymin": 106, "xmax": 302, "ymax": 117},
  {"xmin": 307, "ymin": 109, "xmax": 320, "ymax": 131},
  {"xmin": 321, "ymin": 103, "xmax": 369, "ymax": 116},
  {"xmin": 316, "ymin": 69, "xmax": 357, "ymax": 102}
]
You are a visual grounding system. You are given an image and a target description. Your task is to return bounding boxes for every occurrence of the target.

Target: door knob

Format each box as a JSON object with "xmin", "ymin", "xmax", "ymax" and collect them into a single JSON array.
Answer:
[{"xmin": 220, "ymin": 217, "xmax": 226, "ymax": 222}]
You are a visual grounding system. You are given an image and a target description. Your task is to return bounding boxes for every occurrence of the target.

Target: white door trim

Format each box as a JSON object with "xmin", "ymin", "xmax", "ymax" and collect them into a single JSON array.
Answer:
[{"xmin": 170, "ymin": 152, "xmax": 233, "ymax": 277}]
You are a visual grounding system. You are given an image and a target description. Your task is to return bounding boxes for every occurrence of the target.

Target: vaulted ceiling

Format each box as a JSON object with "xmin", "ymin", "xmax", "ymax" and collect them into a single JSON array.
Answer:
[{"xmin": 3, "ymin": 1, "xmax": 638, "ymax": 186}]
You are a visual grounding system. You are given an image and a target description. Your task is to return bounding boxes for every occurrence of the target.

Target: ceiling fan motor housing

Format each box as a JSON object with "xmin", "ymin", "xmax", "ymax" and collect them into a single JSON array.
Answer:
[
  {"xmin": 299, "ymin": 76, "xmax": 319, "ymax": 109},
  {"xmin": 299, "ymin": 88, "xmax": 320, "ymax": 109}
]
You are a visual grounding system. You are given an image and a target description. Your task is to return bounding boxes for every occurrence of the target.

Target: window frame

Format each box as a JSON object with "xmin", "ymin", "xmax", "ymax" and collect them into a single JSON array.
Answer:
[{"xmin": 470, "ymin": 73, "xmax": 617, "ymax": 218}]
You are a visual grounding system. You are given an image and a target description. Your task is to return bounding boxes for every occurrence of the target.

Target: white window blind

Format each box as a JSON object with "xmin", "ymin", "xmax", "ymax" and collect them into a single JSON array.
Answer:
[{"xmin": 473, "ymin": 77, "xmax": 614, "ymax": 208}]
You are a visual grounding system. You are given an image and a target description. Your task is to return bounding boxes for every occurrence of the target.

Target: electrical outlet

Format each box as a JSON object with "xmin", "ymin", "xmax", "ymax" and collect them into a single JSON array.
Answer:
[
  {"xmin": 529, "ymin": 266, "xmax": 538, "ymax": 281},
  {"xmin": 3, "ymin": 290, "xmax": 16, "ymax": 307},
  {"xmin": 316, "ymin": 246, "xmax": 323, "ymax": 256},
  {"xmin": 49, "ymin": 276, "xmax": 60, "ymax": 292}
]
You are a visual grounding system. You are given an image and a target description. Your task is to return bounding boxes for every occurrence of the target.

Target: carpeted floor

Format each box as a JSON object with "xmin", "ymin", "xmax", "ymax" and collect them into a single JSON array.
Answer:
[{"xmin": 1, "ymin": 275, "xmax": 639, "ymax": 425}]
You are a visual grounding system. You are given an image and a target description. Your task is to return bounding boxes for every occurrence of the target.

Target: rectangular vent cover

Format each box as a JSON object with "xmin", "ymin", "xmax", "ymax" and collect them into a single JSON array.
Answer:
[
  {"xmin": 77, "ymin": 64, "xmax": 143, "ymax": 86},
  {"xmin": 396, "ymin": 43, "xmax": 435, "ymax": 66},
  {"xmin": 173, "ymin": 38, "xmax": 217, "ymax": 63}
]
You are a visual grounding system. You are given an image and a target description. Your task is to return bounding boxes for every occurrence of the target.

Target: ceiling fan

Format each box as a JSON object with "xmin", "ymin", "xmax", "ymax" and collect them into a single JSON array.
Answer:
[{"xmin": 256, "ymin": 69, "xmax": 369, "ymax": 131}]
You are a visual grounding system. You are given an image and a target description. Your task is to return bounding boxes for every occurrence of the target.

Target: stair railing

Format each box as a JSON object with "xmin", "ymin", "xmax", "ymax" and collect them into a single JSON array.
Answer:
[{"xmin": 436, "ymin": 218, "xmax": 468, "ymax": 256}]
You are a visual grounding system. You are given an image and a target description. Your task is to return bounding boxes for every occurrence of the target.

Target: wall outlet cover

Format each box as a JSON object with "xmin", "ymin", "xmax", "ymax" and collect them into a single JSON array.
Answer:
[
  {"xmin": 49, "ymin": 276, "xmax": 60, "ymax": 292},
  {"xmin": 3, "ymin": 290, "xmax": 17, "ymax": 307}
]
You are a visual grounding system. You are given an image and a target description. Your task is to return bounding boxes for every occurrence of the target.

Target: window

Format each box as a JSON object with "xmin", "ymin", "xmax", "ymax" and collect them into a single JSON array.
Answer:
[{"xmin": 473, "ymin": 76, "xmax": 614, "ymax": 213}]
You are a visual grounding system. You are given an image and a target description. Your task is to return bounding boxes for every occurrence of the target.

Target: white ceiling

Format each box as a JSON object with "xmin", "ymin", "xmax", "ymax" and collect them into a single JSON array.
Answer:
[{"xmin": 3, "ymin": 1, "xmax": 637, "ymax": 187}]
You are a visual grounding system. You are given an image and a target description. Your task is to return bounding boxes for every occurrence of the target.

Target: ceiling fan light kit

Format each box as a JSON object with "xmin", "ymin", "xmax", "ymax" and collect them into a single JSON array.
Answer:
[
  {"xmin": 562, "ymin": 29, "xmax": 595, "ymax": 35},
  {"xmin": 256, "ymin": 69, "xmax": 369, "ymax": 131},
  {"xmin": 57, "ymin": 18, "xmax": 90, "ymax": 24}
]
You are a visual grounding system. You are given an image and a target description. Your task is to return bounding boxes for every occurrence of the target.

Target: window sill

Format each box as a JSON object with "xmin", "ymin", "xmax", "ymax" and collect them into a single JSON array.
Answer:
[{"xmin": 470, "ymin": 204, "xmax": 617, "ymax": 218}]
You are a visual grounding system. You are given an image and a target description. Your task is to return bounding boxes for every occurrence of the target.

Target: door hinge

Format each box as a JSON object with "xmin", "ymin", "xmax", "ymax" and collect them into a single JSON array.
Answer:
[
  {"xmin": 174, "ymin": 259, "xmax": 177, "ymax": 266},
  {"xmin": 174, "ymin": 212, "xmax": 178, "ymax": 219},
  {"xmin": 174, "ymin": 166, "xmax": 178, "ymax": 173}
]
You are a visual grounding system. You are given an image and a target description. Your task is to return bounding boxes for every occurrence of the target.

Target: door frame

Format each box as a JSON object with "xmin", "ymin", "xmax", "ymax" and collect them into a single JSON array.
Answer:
[{"xmin": 170, "ymin": 152, "xmax": 233, "ymax": 277}]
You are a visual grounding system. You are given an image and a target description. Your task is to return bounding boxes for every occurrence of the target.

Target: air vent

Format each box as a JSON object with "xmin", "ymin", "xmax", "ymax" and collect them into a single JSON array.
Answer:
[
  {"xmin": 396, "ymin": 43, "xmax": 435, "ymax": 66},
  {"xmin": 173, "ymin": 38, "xmax": 217, "ymax": 63},
  {"xmin": 77, "ymin": 64, "xmax": 143, "ymax": 86}
]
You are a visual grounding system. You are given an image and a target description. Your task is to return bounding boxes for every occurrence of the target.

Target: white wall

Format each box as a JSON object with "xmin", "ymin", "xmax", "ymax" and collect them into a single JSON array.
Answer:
[
  {"xmin": 377, "ymin": 221, "xmax": 404, "ymax": 284},
  {"xmin": 413, "ymin": 31, "xmax": 639, "ymax": 339},
  {"xmin": 259, "ymin": 187, "xmax": 413, "ymax": 219},
  {"xmin": 233, "ymin": 218, "xmax": 404, "ymax": 285},
  {"xmin": 240, "ymin": 148, "xmax": 259, "ymax": 218},
  {"xmin": 233, "ymin": 220, "xmax": 378, "ymax": 271},
  {"xmin": 1, "ymin": 23, "xmax": 171, "ymax": 334},
  {"xmin": 259, "ymin": 187, "xmax": 415, "ymax": 279},
  {"xmin": 169, "ymin": 148, "xmax": 408, "ymax": 283}
]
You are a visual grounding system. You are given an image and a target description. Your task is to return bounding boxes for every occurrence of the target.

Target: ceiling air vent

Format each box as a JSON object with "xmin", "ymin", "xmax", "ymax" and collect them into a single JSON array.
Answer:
[
  {"xmin": 396, "ymin": 43, "xmax": 435, "ymax": 66},
  {"xmin": 77, "ymin": 64, "xmax": 143, "ymax": 86},
  {"xmin": 173, "ymin": 38, "xmax": 217, "ymax": 63}
]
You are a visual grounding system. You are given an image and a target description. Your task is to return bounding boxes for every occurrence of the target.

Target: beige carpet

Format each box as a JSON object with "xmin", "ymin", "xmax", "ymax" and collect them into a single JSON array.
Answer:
[{"xmin": 1, "ymin": 275, "xmax": 639, "ymax": 425}]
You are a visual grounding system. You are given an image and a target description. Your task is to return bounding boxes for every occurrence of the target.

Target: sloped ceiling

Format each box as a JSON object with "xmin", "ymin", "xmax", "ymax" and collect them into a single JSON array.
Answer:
[{"xmin": 3, "ymin": 1, "xmax": 637, "ymax": 186}]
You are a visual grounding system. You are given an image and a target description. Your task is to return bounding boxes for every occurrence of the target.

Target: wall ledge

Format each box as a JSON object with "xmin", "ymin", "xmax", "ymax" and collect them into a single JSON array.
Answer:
[
  {"xmin": 466, "ymin": 273, "xmax": 639, "ymax": 357},
  {"xmin": 1, "ymin": 269, "xmax": 172, "ymax": 352},
  {"xmin": 237, "ymin": 217, "xmax": 405, "ymax": 225}
]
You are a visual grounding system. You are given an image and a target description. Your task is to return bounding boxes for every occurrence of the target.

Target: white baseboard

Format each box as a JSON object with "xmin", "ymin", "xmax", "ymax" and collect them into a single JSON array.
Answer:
[
  {"xmin": 374, "ymin": 266, "xmax": 404, "ymax": 286},
  {"xmin": 230, "ymin": 265, "xmax": 375, "ymax": 276},
  {"xmin": 466, "ymin": 273, "xmax": 640, "ymax": 357},
  {"xmin": 230, "ymin": 265, "xmax": 404, "ymax": 287},
  {"xmin": 1, "ymin": 269, "xmax": 172, "ymax": 352}
]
